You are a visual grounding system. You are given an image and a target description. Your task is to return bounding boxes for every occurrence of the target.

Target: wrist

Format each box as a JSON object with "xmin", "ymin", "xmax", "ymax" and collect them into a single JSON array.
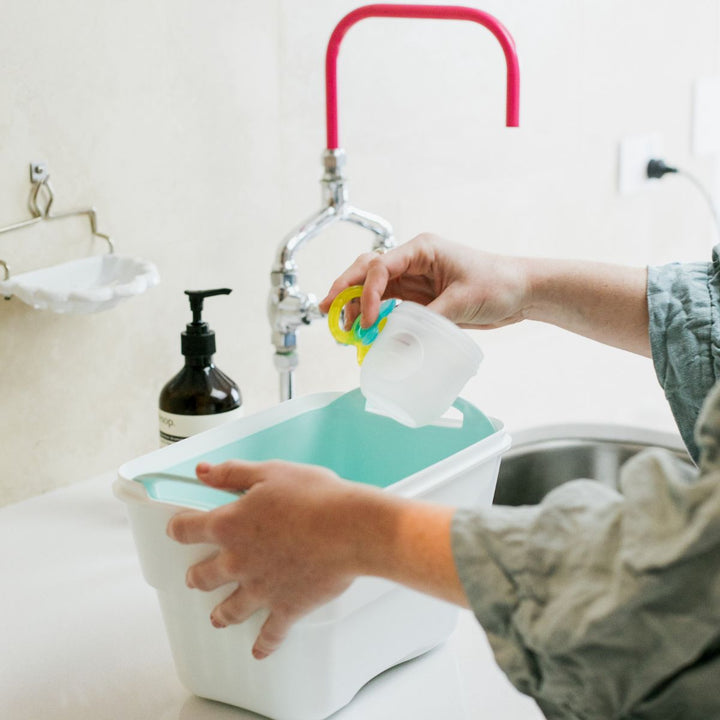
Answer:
[
  {"xmin": 335, "ymin": 485, "xmax": 406, "ymax": 577},
  {"xmin": 520, "ymin": 256, "xmax": 566, "ymax": 323},
  {"xmin": 339, "ymin": 487, "xmax": 469, "ymax": 607}
]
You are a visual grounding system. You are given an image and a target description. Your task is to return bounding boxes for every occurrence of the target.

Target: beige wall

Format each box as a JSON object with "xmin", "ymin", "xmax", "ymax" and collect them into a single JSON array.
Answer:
[{"xmin": 1, "ymin": 0, "xmax": 718, "ymax": 505}]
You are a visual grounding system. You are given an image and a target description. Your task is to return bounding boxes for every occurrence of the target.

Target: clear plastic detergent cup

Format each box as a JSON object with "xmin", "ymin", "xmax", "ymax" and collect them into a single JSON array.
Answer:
[{"xmin": 360, "ymin": 302, "xmax": 483, "ymax": 427}]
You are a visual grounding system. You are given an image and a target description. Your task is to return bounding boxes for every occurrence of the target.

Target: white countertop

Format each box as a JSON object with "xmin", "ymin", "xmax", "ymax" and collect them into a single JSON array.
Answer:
[{"xmin": 1, "ymin": 473, "xmax": 544, "ymax": 720}]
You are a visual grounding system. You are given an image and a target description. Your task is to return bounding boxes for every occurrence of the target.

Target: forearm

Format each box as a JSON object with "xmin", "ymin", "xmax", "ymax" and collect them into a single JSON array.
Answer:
[
  {"xmin": 522, "ymin": 258, "xmax": 650, "ymax": 356},
  {"xmin": 348, "ymin": 490, "xmax": 470, "ymax": 608}
]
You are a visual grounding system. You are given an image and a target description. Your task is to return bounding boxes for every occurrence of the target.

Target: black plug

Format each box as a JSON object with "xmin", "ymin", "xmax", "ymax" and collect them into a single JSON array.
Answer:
[{"xmin": 647, "ymin": 158, "xmax": 678, "ymax": 179}]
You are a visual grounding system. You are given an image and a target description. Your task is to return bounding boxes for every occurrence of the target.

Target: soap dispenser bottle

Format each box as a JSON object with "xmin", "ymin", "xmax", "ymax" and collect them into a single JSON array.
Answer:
[{"xmin": 158, "ymin": 288, "xmax": 243, "ymax": 446}]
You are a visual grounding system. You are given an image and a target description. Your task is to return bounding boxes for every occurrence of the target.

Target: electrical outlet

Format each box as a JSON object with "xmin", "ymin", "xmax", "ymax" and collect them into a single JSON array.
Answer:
[
  {"xmin": 617, "ymin": 133, "xmax": 663, "ymax": 195},
  {"xmin": 693, "ymin": 77, "xmax": 720, "ymax": 155}
]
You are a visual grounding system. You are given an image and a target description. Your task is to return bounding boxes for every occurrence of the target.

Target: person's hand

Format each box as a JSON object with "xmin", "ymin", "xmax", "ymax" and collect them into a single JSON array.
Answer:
[
  {"xmin": 165, "ymin": 460, "xmax": 389, "ymax": 660},
  {"xmin": 319, "ymin": 233, "xmax": 531, "ymax": 330}
]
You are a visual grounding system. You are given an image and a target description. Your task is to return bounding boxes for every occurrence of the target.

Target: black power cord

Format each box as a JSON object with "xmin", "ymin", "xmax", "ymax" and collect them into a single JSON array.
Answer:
[
  {"xmin": 646, "ymin": 158, "xmax": 720, "ymax": 240},
  {"xmin": 647, "ymin": 158, "xmax": 678, "ymax": 179}
]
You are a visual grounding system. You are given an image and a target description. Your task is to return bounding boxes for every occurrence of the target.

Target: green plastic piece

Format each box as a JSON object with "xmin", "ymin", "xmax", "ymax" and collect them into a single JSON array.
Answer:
[{"xmin": 138, "ymin": 477, "xmax": 240, "ymax": 510}]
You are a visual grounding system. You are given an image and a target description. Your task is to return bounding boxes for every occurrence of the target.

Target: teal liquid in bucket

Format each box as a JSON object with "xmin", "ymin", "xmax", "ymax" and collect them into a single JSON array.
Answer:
[
  {"xmin": 172, "ymin": 389, "xmax": 494, "ymax": 487},
  {"xmin": 137, "ymin": 389, "xmax": 496, "ymax": 508}
]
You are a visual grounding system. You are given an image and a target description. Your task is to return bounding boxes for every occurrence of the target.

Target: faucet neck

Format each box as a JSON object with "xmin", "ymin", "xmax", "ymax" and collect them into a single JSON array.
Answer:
[{"xmin": 321, "ymin": 148, "xmax": 349, "ymax": 207}]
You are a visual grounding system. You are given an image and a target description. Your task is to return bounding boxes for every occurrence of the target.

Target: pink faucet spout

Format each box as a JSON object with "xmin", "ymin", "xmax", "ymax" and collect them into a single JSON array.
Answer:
[{"xmin": 325, "ymin": 4, "xmax": 520, "ymax": 150}]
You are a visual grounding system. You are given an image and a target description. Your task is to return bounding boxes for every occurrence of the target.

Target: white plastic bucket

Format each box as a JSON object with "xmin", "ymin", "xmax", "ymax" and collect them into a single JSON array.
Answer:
[{"xmin": 114, "ymin": 389, "xmax": 509, "ymax": 720}]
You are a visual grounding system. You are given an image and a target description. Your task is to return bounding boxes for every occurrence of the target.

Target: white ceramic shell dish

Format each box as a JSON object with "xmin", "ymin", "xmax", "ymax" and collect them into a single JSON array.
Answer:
[{"xmin": 0, "ymin": 254, "xmax": 159, "ymax": 313}]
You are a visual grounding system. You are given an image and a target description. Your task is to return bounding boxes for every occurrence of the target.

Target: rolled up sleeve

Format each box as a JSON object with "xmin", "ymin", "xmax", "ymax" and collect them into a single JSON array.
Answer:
[
  {"xmin": 647, "ymin": 245, "xmax": 720, "ymax": 460},
  {"xmin": 452, "ymin": 384, "xmax": 720, "ymax": 719}
]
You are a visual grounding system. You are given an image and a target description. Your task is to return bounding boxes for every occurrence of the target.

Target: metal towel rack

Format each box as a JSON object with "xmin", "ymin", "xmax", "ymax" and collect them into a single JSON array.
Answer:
[{"xmin": 0, "ymin": 162, "xmax": 114, "ymax": 284}]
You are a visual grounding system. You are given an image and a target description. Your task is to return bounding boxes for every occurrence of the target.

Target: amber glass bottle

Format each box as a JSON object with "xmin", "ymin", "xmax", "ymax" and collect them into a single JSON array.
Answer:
[{"xmin": 158, "ymin": 289, "xmax": 243, "ymax": 446}]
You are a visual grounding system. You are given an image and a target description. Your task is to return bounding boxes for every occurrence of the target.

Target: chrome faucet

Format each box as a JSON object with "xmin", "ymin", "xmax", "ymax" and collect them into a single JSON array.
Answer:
[
  {"xmin": 268, "ymin": 4, "xmax": 520, "ymax": 401},
  {"xmin": 268, "ymin": 149, "xmax": 395, "ymax": 401}
]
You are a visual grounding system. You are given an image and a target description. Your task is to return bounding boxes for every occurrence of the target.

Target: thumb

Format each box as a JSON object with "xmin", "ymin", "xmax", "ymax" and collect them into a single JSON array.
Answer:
[{"xmin": 196, "ymin": 460, "xmax": 268, "ymax": 493}]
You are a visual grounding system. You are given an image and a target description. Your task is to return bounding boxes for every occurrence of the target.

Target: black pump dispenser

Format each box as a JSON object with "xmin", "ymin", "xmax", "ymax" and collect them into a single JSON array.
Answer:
[
  {"xmin": 181, "ymin": 289, "xmax": 231, "ymax": 360},
  {"xmin": 158, "ymin": 288, "xmax": 243, "ymax": 446}
]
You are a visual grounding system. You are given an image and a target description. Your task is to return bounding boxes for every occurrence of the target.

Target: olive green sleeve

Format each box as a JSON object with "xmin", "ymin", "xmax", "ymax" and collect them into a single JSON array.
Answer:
[
  {"xmin": 646, "ymin": 246, "xmax": 720, "ymax": 461},
  {"xmin": 451, "ymin": 382, "xmax": 720, "ymax": 719}
]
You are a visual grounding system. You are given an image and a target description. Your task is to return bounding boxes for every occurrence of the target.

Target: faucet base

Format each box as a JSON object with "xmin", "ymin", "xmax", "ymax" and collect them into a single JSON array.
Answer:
[{"xmin": 273, "ymin": 351, "xmax": 298, "ymax": 402}]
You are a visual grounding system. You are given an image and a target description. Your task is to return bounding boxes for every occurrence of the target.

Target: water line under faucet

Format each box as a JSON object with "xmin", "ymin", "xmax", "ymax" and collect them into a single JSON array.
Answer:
[{"xmin": 324, "ymin": 3, "xmax": 521, "ymax": 150}]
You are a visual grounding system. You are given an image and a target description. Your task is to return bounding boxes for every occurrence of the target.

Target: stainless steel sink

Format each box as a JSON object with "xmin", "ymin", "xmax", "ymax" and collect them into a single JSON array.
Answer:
[{"xmin": 493, "ymin": 424, "xmax": 692, "ymax": 506}]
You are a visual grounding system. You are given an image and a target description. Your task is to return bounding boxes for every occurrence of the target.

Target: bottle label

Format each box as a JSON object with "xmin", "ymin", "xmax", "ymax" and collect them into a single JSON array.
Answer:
[{"xmin": 159, "ymin": 407, "xmax": 245, "ymax": 446}]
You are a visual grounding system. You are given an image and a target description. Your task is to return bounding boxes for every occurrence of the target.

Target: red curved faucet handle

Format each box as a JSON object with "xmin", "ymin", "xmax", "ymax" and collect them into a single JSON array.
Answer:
[{"xmin": 325, "ymin": 3, "xmax": 520, "ymax": 150}]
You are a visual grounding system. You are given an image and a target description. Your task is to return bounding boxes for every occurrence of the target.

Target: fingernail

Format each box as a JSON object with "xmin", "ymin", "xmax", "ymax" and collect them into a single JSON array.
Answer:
[
  {"xmin": 196, "ymin": 462, "xmax": 211, "ymax": 477},
  {"xmin": 210, "ymin": 614, "xmax": 226, "ymax": 629},
  {"xmin": 252, "ymin": 647, "xmax": 268, "ymax": 660},
  {"xmin": 166, "ymin": 521, "xmax": 177, "ymax": 540}
]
